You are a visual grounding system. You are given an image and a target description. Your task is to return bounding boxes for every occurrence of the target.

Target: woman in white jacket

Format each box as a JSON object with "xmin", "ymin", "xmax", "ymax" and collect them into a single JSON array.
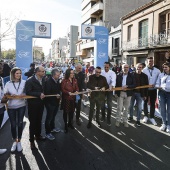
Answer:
[
  {"xmin": 156, "ymin": 63, "xmax": 170, "ymax": 133},
  {"xmin": 5, "ymin": 67, "xmax": 26, "ymax": 152}
]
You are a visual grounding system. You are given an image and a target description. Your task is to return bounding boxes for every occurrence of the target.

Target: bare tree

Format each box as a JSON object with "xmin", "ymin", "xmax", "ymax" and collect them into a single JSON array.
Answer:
[{"xmin": 0, "ymin": 12, "xmax": 20, "ymax": 59}]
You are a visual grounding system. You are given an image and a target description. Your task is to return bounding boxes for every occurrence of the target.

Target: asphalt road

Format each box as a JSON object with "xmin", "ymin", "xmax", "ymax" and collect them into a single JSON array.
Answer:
[{"xmin": 0, "ymin": 99, "xmax": 170, "ymax": 170}]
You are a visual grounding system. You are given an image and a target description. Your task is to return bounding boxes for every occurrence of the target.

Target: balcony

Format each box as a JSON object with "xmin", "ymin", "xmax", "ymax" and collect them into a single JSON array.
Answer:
[
  {"xmin": 123, "ymin": 33, "xmax": 170, "ymax": 51},
  {"xmin": 112, "ymin": 48, "xmax": 119, "ymax": 56},
  {"xmin": 81, "ymin": 0, "xmax": 96, "ymax": 10},
  {"xmin": 90, "ymin": 2, "xmax": 103, "ymax": 15},
  {"xmin": 81, "ymin": 41, "xmax": 94, "ymax": 50},
  {"xmin": 76, "ymin": 49, "xmax": 87, "ymax": 56},
  {"xmin": 92, "ymin": 20, "xmax": 104, "ymax": 26}
]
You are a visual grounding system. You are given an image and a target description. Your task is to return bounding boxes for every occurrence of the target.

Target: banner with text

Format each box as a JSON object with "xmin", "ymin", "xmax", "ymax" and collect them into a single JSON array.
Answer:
[
  {"xmin": 16, "ymin": 20, "xmax": 51, "ymax": 79},
  {"xmin": 81, "ymin": 25, "xmax": 108, "ymax": 68}
]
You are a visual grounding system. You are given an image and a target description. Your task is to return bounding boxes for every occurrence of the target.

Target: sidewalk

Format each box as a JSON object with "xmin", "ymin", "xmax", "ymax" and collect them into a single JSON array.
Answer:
[{"xmin": 0, "ymin": 101, "xmax": 170, "ymax": 170}]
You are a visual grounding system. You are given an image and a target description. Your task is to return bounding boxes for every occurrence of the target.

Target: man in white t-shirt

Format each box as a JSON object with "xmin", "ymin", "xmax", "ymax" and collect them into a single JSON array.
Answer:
[{"xmin": 101, "ymin": 62, "xmax": 116, "ymax": 126}]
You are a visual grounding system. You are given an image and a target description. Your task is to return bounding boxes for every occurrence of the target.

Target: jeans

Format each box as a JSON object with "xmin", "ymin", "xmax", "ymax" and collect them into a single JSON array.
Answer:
[
  {"xmin": 116, "ymin": 92, "xmax": 131, "ymax": 122},
  {"xmin": 0, "ymin": 106, "xmax": 5, "ymax": 128},
  {"xmin": 144, "ymin": 89, "xmax": 157, "ymax": 118},
  {"xmin": 89, "ymin": 97, "xmax": 103, "ymax": 122},
  {"xmin": 8, "ymin": 106, "xmax": 26, "ymax": 140},
  {"xmin": 158, "ymin": 90, "xmax": 170, "ymax": 126},
  {"xmin": 129, "ymin": 93, "xmax": 143, "ymax": 121},
  {"xmin": 45, "ymin": 103, "xmax": 59, "ymax": 134},
  {"xmin": 75, "ymin": 94, "xmax": 82, "ymax": 120},
  {"xmin": 101, "ymin": 91, "xmax": 113, "ymax": 121}
]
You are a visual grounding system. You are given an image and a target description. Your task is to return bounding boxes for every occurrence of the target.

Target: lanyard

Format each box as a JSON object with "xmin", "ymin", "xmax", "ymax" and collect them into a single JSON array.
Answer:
[
  {"xmin": 148, "ymin": 69, "xmax": 153, "ymax": 77},
  {"xmin": 164, "ymin": 74, "xmax": 170, "ymax": 83},
  {"xmin": 12, "ymin": 81, "xmax": 21, "ymax": 93}
]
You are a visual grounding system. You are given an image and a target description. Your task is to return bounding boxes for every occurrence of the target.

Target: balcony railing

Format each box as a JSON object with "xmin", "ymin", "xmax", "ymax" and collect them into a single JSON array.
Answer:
[
  {"xmin": 112, "ymin": 48, "xmax": 119, "ymax": 55},
  {"xmin": 90, "ymin": 2, "xmax": 103, "ymax": 15},
  {"xmin": 123, "ymin": 33, "xmax": 170, "ymax": 51},
  {"xmin": 92, "ymin": 20, "xmax": 104, "ymax": 26}
]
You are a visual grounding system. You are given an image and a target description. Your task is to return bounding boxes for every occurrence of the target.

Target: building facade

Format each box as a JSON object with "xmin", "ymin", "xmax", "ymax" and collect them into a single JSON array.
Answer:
[
  {"xmin": 77, "ymin": 0, "xmax": 150, "ymax": 62},
  {"xmin": 66, "ymin": 25, "xmax": 79, "ymax": 63},
  {"xmin": 51, "ymin": 38, "xmax": 67, "ymax": 63},
  {"xmin": 51, "ymin": 40, "xmax": 59, "ymax": 62},
  {"xmin": 109, "ymin": 25, "xmax": 121, "ymax": 65},
  {"xmin": 122, "ymin": 0, "xmax": 170, "ymax": 70},
  {"xmin": 33, "ymin": 46, "xmax": 43, "ymax": 62}
]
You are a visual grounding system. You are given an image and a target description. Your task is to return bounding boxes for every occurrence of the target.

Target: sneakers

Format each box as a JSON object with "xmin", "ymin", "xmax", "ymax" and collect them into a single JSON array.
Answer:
[
  {"xmin": 128, "ymin": 117, "xmax": 133, "ymax": 121},
  {"xmin": 100, "ymin": 117, "xmax": 105, "ymax": 122},
  {"xmin": 87, "ymin": 122, "xmax": 92, "ymax": 129},
  {"xmin": 115, "ymin": 121, "xmax": 120, "ymax": 127},
  {"xmin": 51, "ymin": 128, "xmax": 60, "ymax": 133},
  {"xmin": 107, "ymin": 120, "xmax": 111, "ymax": 126},
  {"xmin": 96, "ymin": 121, "xmax": 101, "ymax": 128},
  {"xmin": 136, "ymin": 121, "xmax": 141, "ymax": 127},
  {"xmin": 64, "ymin": 124, "xmax": 68, "ymax": 133},
  {"xmin": 83, "ymin": 101, "xmax": 87, "ymax": 106},
  {"xmin": 160, "ymin": 124, "xmax": 166, "ymax": 131},
  {"xmin": 17, "ymin": 142, "xmax": 23, "ymax": 152},
  {"xmin": 85, "ymin": 101, "xmax": 90, "ymax": 105},
  {"xmin": 143, "ymin": 116, "xmax": 148, "ymax": 123},
  {"xmin": 149, "ymin": 118, "xmax": 157, "ymax": 126},
  {"xmin": 0, "ymin": 149, "xmax": 7, "ymax": 154},
  {"xmin": 11, "ymin": 142, "xmax": 17, "ymax": 152},
  {"xmin": 45, "ymin": 133, "xmax": 55, "ymax": 140},
  {"xmin": 35, "ymin": 135, "xmax": 46, "ymax": 141},
  {"xmin": 123, "ymin": 122, "xmax": 129, "ymax": 127},
  {"xmin": 166, "ymin": 125, "xmax": 170, "ymax": 133}
]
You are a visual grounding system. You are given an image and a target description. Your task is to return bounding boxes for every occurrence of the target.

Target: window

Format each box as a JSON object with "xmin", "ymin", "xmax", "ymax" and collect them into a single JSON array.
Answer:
[
  {"xmin": 114, "ymin": 38, "xmax": 119, "ymax": 54},
  {"xmin": 112, "ymin": 38, "xmax": 114, "ymax": 49},
  {"xmin": 91, "ymin": 1, "xmax": 96, "ymax": 7},
  {"xmin": 100, "ymin": 16, "xmax": 103, "ymax": 21},
  {"xmin": 115, "ymin": 38, "xmax": 119, "ymax": 48},
  {"xmin": 160, "ymin": 14, "xmax": 166, "ymax": 34},
  {"xmin": 127, "ymin": 25, "xmax": 132, "ymax": 41},
  {"xmin": 139, "ymin": 19, "xmax": 148, "ymax": 47},
  {"xmin": 159, "ymin": 10, "xmax": 170, "ymax": 35},
  {"xmin": 91, "ymin": 18, "xmax": 96, "ymax": 23},
  {"xmin": 168, "ymin": 13, "xmax": 170, "ymax": 35}
]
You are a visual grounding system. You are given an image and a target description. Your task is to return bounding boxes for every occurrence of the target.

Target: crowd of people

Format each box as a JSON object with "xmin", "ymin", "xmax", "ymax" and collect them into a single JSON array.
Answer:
[{"xmin": 0, "ymin": 56, "xmax": 170, "ymax": 154}]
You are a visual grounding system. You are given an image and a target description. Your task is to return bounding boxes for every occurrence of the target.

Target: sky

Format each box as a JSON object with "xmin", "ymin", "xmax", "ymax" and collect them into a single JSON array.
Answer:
[{"xmin": 1, "ymin": 0, "xmax": 82, "ymax": 55}]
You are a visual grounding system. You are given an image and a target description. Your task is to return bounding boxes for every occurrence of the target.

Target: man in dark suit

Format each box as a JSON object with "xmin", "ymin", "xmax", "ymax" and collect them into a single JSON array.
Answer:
[
  {"xmin": 87, "ymin": 66, "xmax": 109, "ymax": 128},
  {"xmin": 25, "ymin": 66, "xmax": 46, "ymax": 150},
  {"xmin": 115, "ymin": 64, "xmax": 136, "ymax": 127},
  {"xmin": 74, "ymin": 63, "xmax": 85, "ymax": 125},
  {"xmin": 44, "ymin": 68, "xmax": 61, "ymax": 140}
]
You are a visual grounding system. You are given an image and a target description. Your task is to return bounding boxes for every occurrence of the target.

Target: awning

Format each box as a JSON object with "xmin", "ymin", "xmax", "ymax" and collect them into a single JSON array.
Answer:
[{"xmin": 83, "ymin": 58, "xmax": 94, "ymax": 63}]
